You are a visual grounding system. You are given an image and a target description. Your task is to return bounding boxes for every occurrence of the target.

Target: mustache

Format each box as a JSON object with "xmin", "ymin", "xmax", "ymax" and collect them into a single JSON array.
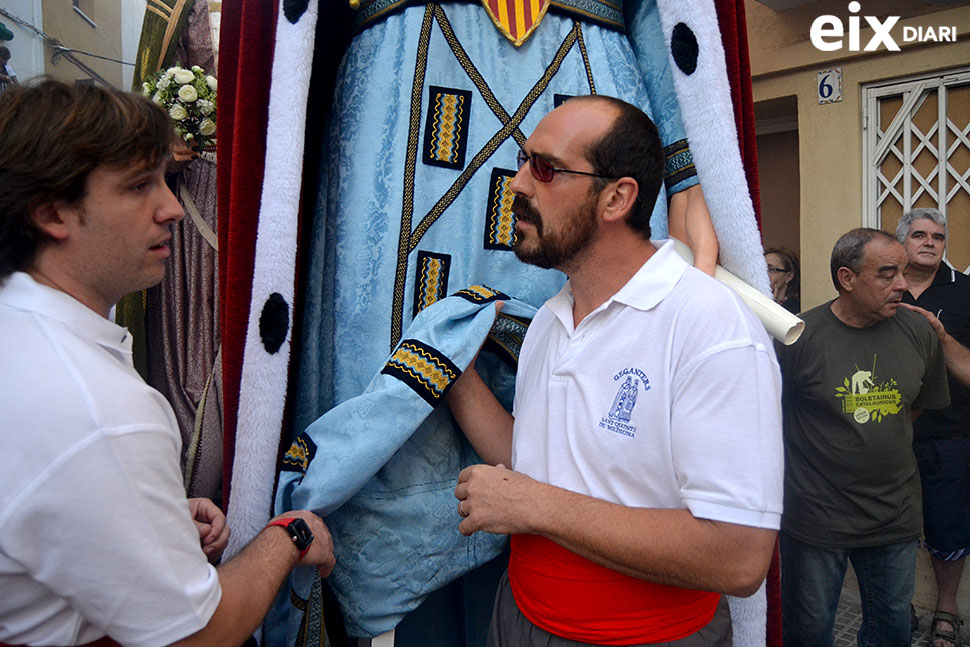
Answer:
[{"xmin": 512, "ymin": 195, "xmax": 542, "ymax": 234}]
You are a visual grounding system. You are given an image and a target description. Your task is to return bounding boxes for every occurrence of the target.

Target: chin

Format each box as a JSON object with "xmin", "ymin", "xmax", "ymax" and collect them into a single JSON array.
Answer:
[{"xmin": 134, "ymin": 271, "xmax": 167, "ymax": 293}]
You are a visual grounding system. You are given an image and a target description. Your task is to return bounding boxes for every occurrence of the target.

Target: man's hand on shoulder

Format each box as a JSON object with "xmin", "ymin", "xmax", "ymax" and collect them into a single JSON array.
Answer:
[
  {"xmin": 900, "ymin": 302, "xmax": 970, "ymax": 389},
  {"xmin": 899, "ymin": 302, "xmax": 946, "ymax": 339},
  {"xmin": 454, "ymin": 464, "xmax": 544, "ymax": 537}
]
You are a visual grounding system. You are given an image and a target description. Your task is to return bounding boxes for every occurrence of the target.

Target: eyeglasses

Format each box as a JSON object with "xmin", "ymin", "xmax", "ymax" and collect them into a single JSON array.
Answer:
[
  {"xmin": 517, "ymin": 149, "xmax": 618, "ymax": 183},
  {"xmin": 767, "ymin": 264, "xmax": 790, "ymax": 274}
]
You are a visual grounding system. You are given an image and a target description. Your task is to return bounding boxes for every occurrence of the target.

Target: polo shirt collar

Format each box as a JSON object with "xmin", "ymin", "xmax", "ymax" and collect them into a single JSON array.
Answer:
[
  {"xmin": 611, "ymin": 239, "xmax": 688, "ymax": 310},
  {"xmin": 931, "ymin": 260, "xmax": 957, "ymax": 287},
  {"xmin": 545, "ymin": 239, "xmax": 689, "ymax": 329},
  {"xmin": 0, "ymin": 272, "xmax": 133, "ymax": 353}
]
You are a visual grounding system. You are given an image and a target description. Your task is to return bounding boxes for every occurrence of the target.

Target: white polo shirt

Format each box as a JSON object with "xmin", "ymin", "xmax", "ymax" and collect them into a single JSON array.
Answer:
[
  {"xmin": 511, "ymin": 240, "xmax": 783, "ymax": 530},
  {"xmin": 0, "ymin": 272, "xmax": 221, "ymax": 646}
]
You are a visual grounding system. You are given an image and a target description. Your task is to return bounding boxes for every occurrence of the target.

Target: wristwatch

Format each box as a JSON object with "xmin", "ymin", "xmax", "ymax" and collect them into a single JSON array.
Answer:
[{"xmin": 265, "ymin": 517, "xmax": 314, "ymax": 559}]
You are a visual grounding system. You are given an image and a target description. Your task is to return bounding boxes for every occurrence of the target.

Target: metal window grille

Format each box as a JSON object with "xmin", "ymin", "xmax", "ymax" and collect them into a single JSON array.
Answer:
[{"xmin": 863, "ymin": 67, "xmax": 970, "ymax": 269}]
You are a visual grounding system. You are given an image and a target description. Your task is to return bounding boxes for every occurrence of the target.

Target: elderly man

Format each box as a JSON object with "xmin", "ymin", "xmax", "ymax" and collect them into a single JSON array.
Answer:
[
  {"xmin": 0, "ymin": 81, "xmax": 335, "ymax": 646},
  {"xmin": 897, "ymin": 208, "xmax": 970, "ymax": 647},
  {"xmin": 446, "ymin": 95, "xmax": 783, "ymax": 646},
  {"xmin": 776, "ymin": 228, "xmax": 950, "ymax": 647}
]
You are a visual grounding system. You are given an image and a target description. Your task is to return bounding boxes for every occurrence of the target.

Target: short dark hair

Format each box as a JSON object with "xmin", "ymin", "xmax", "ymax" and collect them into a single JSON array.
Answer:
[
  {"xmin": 578, "ymin": 95, "xmax": 664, "ymax": 239},
  {"xmin": 0, "ymin": 79, "xmax": 174, "ymax": 280},
  {"xmin": 830, "ymin": 228, "xmax": 898, "ymax": 292},
  {"xmin": 0, "ymin": 46, "xmax": 9, "ymax": 61}
]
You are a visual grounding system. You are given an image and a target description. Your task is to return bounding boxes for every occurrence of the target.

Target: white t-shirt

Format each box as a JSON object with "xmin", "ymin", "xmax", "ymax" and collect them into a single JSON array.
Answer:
[
  {"xmin": 511, "ymin": 241, "xmax": 783, "ymax": 530},
  {"xmin": 0, "ymin": 273, "xmax": 221, "ymax": 646}
]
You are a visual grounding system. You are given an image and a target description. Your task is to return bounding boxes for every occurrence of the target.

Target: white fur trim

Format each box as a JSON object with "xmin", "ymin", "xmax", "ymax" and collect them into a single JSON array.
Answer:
[
  {"xmin": 655, "ymin": 0, "xmax": 771, "ymax": 296},
  {"xmin": 225, "ymin": 0, "xmax": 319, "ymax": 558},
  {"xmin": 728, "ymin": 582, "xmax": 767, "ymax": 647}
]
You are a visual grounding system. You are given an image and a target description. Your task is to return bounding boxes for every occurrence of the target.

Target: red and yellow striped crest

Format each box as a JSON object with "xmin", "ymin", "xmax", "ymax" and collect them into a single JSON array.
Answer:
[{"xmin": 482, "ymin": 0, "xmax": 551, "ymax": 47}]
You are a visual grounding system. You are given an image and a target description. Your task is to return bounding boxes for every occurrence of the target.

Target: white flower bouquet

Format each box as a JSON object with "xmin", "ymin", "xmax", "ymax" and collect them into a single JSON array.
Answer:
[{"xmin": 142, "ymin": 65, "xmax": 217, "ymax": 147}]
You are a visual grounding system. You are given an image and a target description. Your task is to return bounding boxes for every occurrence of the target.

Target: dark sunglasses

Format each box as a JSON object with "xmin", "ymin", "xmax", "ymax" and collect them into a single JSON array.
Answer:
[
  {"xmin": 517, "ymin": 149, "xmax": 618, "ymax": 183},
  {"xmin": 766, "ymin": 264, "xmax": 790, "ymax": 274}
]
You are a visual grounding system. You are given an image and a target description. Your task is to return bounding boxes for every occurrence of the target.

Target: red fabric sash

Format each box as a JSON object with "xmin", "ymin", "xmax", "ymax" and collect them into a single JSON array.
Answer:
[{"xmin": 509, "ymin": 534, "xmax": 719, "ymax": 645}]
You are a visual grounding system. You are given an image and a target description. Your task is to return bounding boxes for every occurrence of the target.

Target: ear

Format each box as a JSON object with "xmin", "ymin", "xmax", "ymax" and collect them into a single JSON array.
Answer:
[
  {"xmin": 600, "ymin": 177, "xmax": 639, "ymax": 224},
  {"xmin": 836, "ymin": 266, "xmax": 855, "ymax": 293},
  {"xmin": 30, "ymin": 202, "xmax": 73, "ymax": 241}
]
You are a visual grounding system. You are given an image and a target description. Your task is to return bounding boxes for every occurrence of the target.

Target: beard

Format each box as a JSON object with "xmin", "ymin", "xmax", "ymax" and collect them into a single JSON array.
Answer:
[{"xmin": 512, "ymin": 194, "xmax": 598, "ymax": 270}]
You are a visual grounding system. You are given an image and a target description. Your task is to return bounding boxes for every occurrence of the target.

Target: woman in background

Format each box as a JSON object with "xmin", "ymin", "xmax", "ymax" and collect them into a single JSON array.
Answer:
[{"xmin": 765, "ymin": 247, "xmax": 801, "ymax": 314}]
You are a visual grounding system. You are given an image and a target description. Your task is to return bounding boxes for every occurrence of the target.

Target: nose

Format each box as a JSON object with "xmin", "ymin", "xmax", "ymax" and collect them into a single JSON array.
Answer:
[
  {"xmin": 509, "ymin": 159, "xmax": 534, "ymax": 197},
  {"xmin": 157, "ymin": 183, "xmax": 185, "ymax": 224},
  {"xmin": 893, "ymin": 272, "xmax": 909, "ymax": 293}
]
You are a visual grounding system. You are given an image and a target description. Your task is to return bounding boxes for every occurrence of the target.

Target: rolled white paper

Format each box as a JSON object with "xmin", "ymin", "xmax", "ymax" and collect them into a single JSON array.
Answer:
[{"xmin": 670, "ymin": 238, "xmax": 804, "ymax": 346}]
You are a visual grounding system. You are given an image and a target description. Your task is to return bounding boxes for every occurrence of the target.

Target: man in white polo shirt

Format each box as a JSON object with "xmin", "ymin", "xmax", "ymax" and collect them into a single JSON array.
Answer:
[
  {"xmin": 447, "ymin": 95, "xmax": 783, "ymax": 646},
  {"xmin": 0, "ymin": 80, "xmax": 335, "ymax": 647}
]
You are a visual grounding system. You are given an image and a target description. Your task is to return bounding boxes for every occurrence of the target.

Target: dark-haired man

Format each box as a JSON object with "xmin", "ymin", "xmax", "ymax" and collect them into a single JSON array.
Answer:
[
  {"xmin": 0, "ymin": 80, "xmax": 334, "ymax": 646},
  {"xmin": 897, "ymin": 208, "xmax": 970, "ymax": 647},
  {"xmin": 447, "ymin": 95, "xmax": 783, "ymax": 646},
  {"xmin": 776, "ymin": 227, "xmax": 949, "ymax": 647}
]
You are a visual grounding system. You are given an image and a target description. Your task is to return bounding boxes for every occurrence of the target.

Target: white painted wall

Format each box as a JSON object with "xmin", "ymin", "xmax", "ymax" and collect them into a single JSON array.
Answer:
[
  {"xmin": 1, "ymin": 1, "xmax": 46, "ymax": 84},
  {"xmin": 121, "ymin": 0, "xmax": 146, "ymax": 89}
]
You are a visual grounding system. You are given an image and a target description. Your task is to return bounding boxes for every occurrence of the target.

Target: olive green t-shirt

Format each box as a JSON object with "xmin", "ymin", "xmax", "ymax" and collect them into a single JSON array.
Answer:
[{"xmin": 775, "ymin": 302, "xmax": 949, "ymax": 548}]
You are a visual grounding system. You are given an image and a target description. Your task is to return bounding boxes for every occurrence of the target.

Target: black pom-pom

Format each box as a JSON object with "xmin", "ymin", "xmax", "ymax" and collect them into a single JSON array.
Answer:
[
  {"xmin": 671, "ymin": 23, "xmax": 699, "ymax": 76},
  {"xmin": 283, "ymin": 0, "xmax": 310, "ymax": 24},
  {"xmin": 259, "ymin": 292, "xmax": 290, "ymax": 354}
]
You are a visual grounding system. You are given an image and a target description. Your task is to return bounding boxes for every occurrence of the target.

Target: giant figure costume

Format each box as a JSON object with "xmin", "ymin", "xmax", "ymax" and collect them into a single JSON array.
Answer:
[{"xmin": 216, "ymin": 1, "xmax": 776, "ymax": 645}]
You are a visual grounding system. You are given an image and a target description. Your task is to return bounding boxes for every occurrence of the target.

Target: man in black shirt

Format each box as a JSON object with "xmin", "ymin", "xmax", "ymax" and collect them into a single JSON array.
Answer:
[{"xmin": 899, "ymin": 208, "xmax": 970, "ymax": 647}]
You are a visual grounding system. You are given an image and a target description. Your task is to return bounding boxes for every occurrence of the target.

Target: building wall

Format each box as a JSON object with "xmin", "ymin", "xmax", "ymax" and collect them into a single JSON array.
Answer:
[
  {"xmin": 42, "ymin": 1, "xmax": 124, "ymax": 87},
  {"xmin": 749, "ymin": 2, "xmax": 970, "ymax": 310},
  {"xmin": 757, "ymin": 128, "xmax": 801, "ymax": 255},
  {"xmin": 122, "ymin": 1, "xmax": 148, "ymax": 90}
]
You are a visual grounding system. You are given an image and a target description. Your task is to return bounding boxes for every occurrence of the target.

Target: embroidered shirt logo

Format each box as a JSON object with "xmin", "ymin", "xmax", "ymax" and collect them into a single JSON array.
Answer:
[
  {"xmin": 834, "ymin": 354, "xmax": 901, "ymax": 423},
  {"xmin": 599, "ymin": 368, "xmax": 650, "ymax": 438}
]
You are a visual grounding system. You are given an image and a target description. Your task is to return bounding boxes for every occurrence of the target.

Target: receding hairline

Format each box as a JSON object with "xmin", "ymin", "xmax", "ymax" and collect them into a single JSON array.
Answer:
[
  {"xmin": 861, "ymin": 235, "xmax": 906, "ymax": 266},
  {"xmin": 563, "ymin": 95, "xmax": 623, "ymax": 131}
]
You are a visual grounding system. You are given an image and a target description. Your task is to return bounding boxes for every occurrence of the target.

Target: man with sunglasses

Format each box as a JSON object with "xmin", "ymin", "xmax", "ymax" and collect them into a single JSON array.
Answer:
[{"xmin": 447, "ymin": 95, "xmax": 783, "ymax": 646}]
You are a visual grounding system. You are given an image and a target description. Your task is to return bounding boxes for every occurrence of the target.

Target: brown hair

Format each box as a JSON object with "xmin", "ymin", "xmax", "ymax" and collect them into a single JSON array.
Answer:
[{"xmin": 0, "ymin": 79, "xmax": 175, "ymax": 280}]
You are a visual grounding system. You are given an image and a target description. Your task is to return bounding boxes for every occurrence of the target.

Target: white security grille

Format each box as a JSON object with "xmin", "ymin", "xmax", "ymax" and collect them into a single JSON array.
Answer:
[{"xmin": 864, "ymin": 67, "xmax": 970, "ymax": 269}]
